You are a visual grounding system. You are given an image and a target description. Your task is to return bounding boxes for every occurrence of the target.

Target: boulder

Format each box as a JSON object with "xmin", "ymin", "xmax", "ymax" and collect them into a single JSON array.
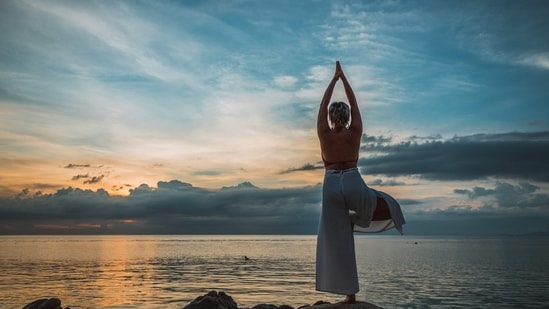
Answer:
[
  {"xmin": 249, "ymin": 300, "xmax": 382, "ymax": 309},
  {"xmin": 183, "ymin": 291, "xmax": 238, "ymax": 309},
  {"xmin": 251, "ymin": 305, "xmax": 295, "ymax": 309},
  {"xmin": 23, "ymin": 298, "xmax": 63, "ymax": 309},
  {"xmin": 313, "ymin": 301, "xmax": 331, "ymax": 306},
  {"xmin": 182, "ymin": 292, "xmax": 383, "ymax": 309},
  {"xmin": 251, "ymin": 305, "xmax": 278, "ymax": 309},
  {"xmin": 308, "ymin": 301, "xmax": 382, "ymax": 309}
]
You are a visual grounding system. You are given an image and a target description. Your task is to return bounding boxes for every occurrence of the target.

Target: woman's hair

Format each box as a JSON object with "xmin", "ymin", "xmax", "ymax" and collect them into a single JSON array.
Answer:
[{"xmin": 328, "ymin": 101, "xmax": 350, "ymax": 128}]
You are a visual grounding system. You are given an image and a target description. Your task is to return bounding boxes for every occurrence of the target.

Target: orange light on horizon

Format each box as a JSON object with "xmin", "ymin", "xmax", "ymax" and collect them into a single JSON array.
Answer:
[
  {"xmin": 118, "ymin": 219, "xmax": 137, "ymax": 224},
  {"xmin": 75, "ymin": 223, "xmax": 101, "ymax": 229}
]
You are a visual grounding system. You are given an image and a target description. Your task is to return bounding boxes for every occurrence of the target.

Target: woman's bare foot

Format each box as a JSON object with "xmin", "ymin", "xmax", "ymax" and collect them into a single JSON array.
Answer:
[{"xmin": 343, "ymin": 294, "xmax": 356, "ymax": 304}]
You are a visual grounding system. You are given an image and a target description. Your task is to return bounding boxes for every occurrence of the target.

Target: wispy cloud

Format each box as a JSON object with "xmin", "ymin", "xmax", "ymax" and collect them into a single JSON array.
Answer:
[
  {"xmin": 65, "ymin": 164, "xmax": 91, "ymax": 169},
  {"xmin": 71, "ymin": 174, "xmax": 89, "ymax": 181},
  {"xmin": 273, "ymin": 75, "xmax": 299, "ymax": 89},
  {"xmin": 280, "ymin": 163, "xmax": 323, "ymax": 174},
  {"xmin": 83, "ymin": 175, "xmax": 105, "ymax": 185},
  {"xmin": 518, "ymin": 52, "xmax": 549, "ymax": 70},
  {"xmin": 22, "ymin": 1, "xmax": 203, "ymax": 83}
]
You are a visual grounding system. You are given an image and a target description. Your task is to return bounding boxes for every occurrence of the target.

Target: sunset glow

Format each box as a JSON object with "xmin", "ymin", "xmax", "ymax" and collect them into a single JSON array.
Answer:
[{"xmin": 1, "ymin": 0, "xmax": 548, "ymax": 234}]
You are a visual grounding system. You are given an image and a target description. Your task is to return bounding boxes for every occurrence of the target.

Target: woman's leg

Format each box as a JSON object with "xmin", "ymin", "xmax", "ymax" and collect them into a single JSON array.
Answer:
[
  {"xmin": 316, "ymin": 172, "xmax": 359, "ymax": 296},
  {"xmin": 372, "ymin": 196, "xmax": 391, "ymax": 220}
]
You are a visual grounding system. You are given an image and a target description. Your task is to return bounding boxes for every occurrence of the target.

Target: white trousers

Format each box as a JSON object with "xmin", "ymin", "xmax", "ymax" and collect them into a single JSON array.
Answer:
[{"xmin": 315, "ymin": 168, "xmax": 375, "ymax": 295}]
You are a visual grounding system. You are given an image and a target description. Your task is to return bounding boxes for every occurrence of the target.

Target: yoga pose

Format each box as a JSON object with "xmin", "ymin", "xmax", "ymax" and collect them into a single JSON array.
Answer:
[{"xmin": 315, "ymin": 61, "xmax": 405, "ymax": 303}]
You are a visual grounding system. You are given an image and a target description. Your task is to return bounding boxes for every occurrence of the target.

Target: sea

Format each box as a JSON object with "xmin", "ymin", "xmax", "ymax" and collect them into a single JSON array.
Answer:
[{"xmin": 1, "ymin": 235, "xmax": 548, "ymax": 309}]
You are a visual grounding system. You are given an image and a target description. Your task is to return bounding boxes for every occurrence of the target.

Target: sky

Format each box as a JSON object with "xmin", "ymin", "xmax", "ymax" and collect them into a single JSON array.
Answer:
[{"xmin": 1, "ymin": 0, "xmax": 548, "ymax": 235}]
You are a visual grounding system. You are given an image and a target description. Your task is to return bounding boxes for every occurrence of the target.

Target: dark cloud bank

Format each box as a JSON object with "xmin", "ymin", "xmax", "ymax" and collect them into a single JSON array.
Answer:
[
  {"xmin": 1, "ymin": 132, "xmax": 548, "ymax": 235},
  {"xmin": 1, "ymin": 181, "xmax": 322, "ymax": 235},
  {"xmin": 358, "ymin": 131, "xmax": 549, "ymax": 182}
]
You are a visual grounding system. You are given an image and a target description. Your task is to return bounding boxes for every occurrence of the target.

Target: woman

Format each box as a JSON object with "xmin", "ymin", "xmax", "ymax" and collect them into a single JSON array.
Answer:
[{"xmin": 315, "ymin": 61, "xmax": 405, "ymax": 303}]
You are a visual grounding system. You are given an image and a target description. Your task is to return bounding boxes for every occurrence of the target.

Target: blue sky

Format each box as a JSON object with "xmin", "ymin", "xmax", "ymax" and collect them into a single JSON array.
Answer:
[{"xmin": 1, "ymin": 0, "xmax": 548, "ymax": 235}]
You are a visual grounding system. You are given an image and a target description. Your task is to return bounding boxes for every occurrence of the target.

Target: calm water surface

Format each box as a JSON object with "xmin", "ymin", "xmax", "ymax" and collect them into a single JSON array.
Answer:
[{"xmin": 1, "ymin": 235, "xmax": 548, "ymax": 309}]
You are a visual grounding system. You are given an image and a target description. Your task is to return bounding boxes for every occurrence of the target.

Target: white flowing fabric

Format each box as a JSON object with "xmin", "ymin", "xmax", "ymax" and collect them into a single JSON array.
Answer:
[
  {"xmin": 316, "ymin": 168, "xmax": 405, "ymax": 295},
  {"xmin": 352, "ymin": 189, "xmax": 405, "ymax": 235}
]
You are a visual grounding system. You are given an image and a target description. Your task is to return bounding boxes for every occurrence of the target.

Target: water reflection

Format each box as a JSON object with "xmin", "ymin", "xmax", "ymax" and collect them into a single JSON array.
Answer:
[
  {"xmin": 0, "ymin": 235, "xmax": 322, "ymax": 308},
  {"xmin": 1, "ymin": 235, "xmax": 548, "ymax": 309},
  {"xmin": 355, "ymin": 236, "xmax": 549, "ymax": 308}
]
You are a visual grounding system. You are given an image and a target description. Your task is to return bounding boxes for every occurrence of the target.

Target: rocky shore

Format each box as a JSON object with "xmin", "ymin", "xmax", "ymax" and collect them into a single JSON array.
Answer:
[{"xmin": 23, "ymin": 291, "xmax": 383, "ymax": 309}]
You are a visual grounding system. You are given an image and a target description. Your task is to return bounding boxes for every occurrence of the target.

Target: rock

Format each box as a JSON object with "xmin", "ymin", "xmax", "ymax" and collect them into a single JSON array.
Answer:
[
  {"xmin": 182, "ymin": 291, "xmax": 383, "ymax": 309},
  {"xmin": 309, "ymin": 301, "xmax": 382, "ymax": 309},
  {"xmin": 183, "ymin": 291, "xmax": 238, "ymax": 309},
  {"xmin": 23, "ymin": 292, "xmax": 382, "ymax": 309},
  {"xmin": 251, "ymin": 305, "xmax": 294, "ymax": 309},
  {"xmin": 251, "ymin": 305, "xmax": 278, "ymax": 309},
  {"xmin": 298, "ymin": 301, "xmax": 331, "ymax": 309},
  {"xmin": 313, "ymin": 301, "xmax": 331, "ymax": 306},
  {"xmin": 298, "ymin": 301, "xmax": 382, "ymax": 309},
  {"xmin": 23, "ymin": 298, "xmax": 63, "ymax": 309}
]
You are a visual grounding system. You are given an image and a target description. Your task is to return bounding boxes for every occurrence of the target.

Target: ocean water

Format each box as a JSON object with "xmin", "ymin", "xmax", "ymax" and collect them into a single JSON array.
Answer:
[{"xmin": 1, "ymin": 235, "xmax": 548, "ymax": 309}]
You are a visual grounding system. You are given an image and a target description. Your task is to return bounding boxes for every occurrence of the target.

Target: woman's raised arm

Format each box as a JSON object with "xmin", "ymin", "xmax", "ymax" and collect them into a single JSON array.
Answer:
[
  {"xmin": 339, "ymin": 64, "xmax": 362, "ymax": 134},
  {"xmin": 317, "ymin": 62, "xmax": 341, "ymax": 136}
]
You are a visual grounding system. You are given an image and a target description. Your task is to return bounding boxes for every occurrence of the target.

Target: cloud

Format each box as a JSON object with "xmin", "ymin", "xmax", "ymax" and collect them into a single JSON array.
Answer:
[
  {"xmin": 359, "ymin": 131, "xmax": 549, "ymax": 182},
  {"xmin": 2, "ymin": 175, "xmax": 548, "ymax": 235},
  {"xmin": 518, "ymin": 52, "xmax": 549, "ymax": 70},
  {"xmin": 71, "ymin": 174, "xmax": 89, "ymax": 181},
  {"xmin": 280, "ymin": 163, "xmax": 323, "ymax": 174},
  {"xmin": 273, "ymin": 75, "xmax": 298, "ymax": 88},
  {"xmin": 322, "ymin": 2, "xmax": 423, "ymax": 60},
  {"xmin": 193, "ymin": 170, "xmax": 222, "ymax": 176},
  {"xmin": 21, "ymin": 1, "xmax": 198, "ymax": 83},
  {"xmin": 405, "ymin": 181, "xmax": 549, "ymax": 235},
  {"xmin": 367, "ymin": 178, "xmax": 406, "ymax": 186},
  {"xmin": 221, "ymin": 182, "xmax": 258, "ymax": 190},
  {"xmin": 454, "ymin": 187, "xmax": 494, "ymax": 198},
  {"xmin": 0, "ymin": 181, "xmax": 322, "ymax": 235},
  {"xmin": 157, "ymin": 180, "xmax": 193, "ymax": 190},
  {"xmin": 362, "ymin": 134, "xmax": 393, "ymax": 146},
  {"xmin": 455, "ymin": 182, "xmax": 549, "ymax": 210},
  {"xmin": 65, "ymin": 164, "xmax": 91, "ymax": 169},
  {"xmin": 83, "ymin": 175, "xmax": 104, "ymax": 184}
]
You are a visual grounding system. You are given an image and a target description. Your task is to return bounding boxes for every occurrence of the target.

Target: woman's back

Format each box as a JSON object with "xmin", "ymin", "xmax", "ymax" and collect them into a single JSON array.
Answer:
[{"xmin": 319, "ymin": 127, "xmax": 361, "ymax": 170}]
